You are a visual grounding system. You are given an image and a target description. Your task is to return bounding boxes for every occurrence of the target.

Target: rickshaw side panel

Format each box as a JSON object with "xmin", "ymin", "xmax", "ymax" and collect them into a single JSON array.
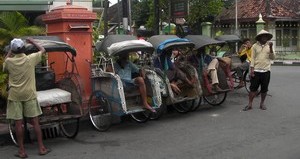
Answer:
[
  {"xmin": 144, "ymin": 69, "xmax": 162, "ymax": 108},
  {"xmin": 177, "ymin": 64, "xmax": 203, "ymax": 97},
  {"xmin": 91, "ymin": 75, "xmax": 124, "ymax": 115},
  {"xmin": 200, "ymin": 67, "xmax": 230, "ymax": 96}
]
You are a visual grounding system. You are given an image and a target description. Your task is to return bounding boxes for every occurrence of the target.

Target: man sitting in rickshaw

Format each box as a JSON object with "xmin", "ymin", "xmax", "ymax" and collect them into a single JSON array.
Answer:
[
  {"xmin": 189, "ymin": 47, "xmax": 229, "ymax": 93},
  {"xmin": 154, "ymin": 48, "xmax": 195, "ymax": 94},
  {"xmin": 235, "ymin": 38, "xmax": 252, "ymax": 88},
  {"xmin": 112, "ymin": 53, "xmax": 156, "ymax": 113}
]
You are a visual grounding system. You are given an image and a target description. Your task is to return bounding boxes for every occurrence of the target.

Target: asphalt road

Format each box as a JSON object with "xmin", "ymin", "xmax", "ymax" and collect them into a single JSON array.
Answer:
[{"xmin": 0, "ymin": 66, "xmax": 299, "ymax": 159}]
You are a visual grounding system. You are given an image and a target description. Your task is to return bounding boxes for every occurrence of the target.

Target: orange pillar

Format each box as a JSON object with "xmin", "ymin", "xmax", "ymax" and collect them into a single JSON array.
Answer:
[{"xmin": 42, "ymin": 3, "xmax": 97, "ymax": 104}]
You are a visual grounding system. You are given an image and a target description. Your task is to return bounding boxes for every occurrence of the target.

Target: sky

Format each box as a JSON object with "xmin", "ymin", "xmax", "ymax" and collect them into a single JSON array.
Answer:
[{"xmin": 109, "ymin": 0, "xmax": 118, "ymax": 5}]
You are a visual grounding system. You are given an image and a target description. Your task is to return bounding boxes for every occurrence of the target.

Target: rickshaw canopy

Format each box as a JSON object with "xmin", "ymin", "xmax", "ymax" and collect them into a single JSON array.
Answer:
[
  {"xmin": 95, "ymin": 35, "xmax": 154, "ymax": 56},
  {"xmin": 148, "ymin": 35, "xmax": 194, "ymax": 54},
  {"xmin": 215, "ymin": 35, "xmax": 241, "ymax": 43},
  {"xmin": 185, "ymin": 35, "xmax": 226, "ymax": 50},
  {"xmin": 22, "ymin": 36, "xmax": 77, "ymax": 56}
]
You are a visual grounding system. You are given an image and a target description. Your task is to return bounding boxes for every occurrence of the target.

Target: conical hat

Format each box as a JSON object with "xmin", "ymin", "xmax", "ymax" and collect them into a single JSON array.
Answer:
[{"xmin": 255, "ymin": 29, "xmax": 273, "ymax": 41}]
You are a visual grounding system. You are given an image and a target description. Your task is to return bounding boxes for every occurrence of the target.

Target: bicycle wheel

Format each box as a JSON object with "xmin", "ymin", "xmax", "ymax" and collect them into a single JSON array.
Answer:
[
  {"xmin": 173, "ymin": 99, "xmax": 195, "ymax": 113},
  {"xmin": 243, "ymin": 71, "xmax": 261, "ymax": 95},
  {"xmin": 88, "ymin": 91, "xmax": 112, "ymax": 132},
  {"xmin": 231, "ymin": 72, "xmax": 242, "ymax": 89},
  {"xmin": 190, "ymin": 97, "xmax": 202, "ymax": 111},
  {"xmin": 60, "ymin": 119, "xmax": 79, "ymax": 138},
  {"xmin": 130, "ymin": 110, "xmax": 151, "ymax": 123},
  {"xmin": 9, "ymin": 120, "xmax": 31, "ymax": 146},
  {"xmin": 203, "ymin": 92, "xmax": 227, "ymax": 106},
  {"xmin": 8, "ymin": 121, "xmax": 18, "ymax": 146}
]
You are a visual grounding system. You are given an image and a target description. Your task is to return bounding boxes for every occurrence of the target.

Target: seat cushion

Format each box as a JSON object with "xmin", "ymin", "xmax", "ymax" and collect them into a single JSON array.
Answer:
[{"xmin": 37, "ymin": 88, "xmax": 71, "ymax": 107}]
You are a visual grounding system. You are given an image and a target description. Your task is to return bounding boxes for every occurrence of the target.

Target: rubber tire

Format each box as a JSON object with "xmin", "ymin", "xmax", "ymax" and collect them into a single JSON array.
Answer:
[
  {"xmin": 60, "ymin": 118, "xmax": 80, "ymax": 138},
  {"xmin": 190, "ymin": 97, "xmax": 202, "ymax": 111},
  {"xmin": 203, "ymin": 92, "xmax": 227, "ymax": 106},
  {"xmin": 130, "ymin": 111, "xmax": 151, "ymax": 123},
  {"xmin": 8, "ymin": 121, "xmax": 18, "ymax": 146},
  {"xmin": 172, "ymin": 99, "xmax": 195, "ymax": 113},
  {"xmin": 243, "ymin": 70, "xmax": 261, "ymax": 96},
  {"xmin": 88, "ymin": 91, "xmax": 112, "ymax": 132}
]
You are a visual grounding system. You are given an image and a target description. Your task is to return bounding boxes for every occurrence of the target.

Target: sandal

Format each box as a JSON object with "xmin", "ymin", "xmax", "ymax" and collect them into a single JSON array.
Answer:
[
  {"xmin": 14, "ymin": 153, "xmax": 28, "ymax": 158},
  {"xmin": 242, "ymin": 105, "xmax": 252, "ymax": 111}
]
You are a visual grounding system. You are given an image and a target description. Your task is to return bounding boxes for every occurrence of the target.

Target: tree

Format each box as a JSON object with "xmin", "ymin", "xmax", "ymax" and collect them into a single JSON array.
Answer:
[
  {"xmin": 131, "ymin": 0, "xmax": 224, "ymax": 34},
  {"xmin": 0, "ymin": 11, "xmax": 45, "ymax": 101},
  {"xmin": 187, "ymin": 0, "xmax": 224, "ymax": 34},
  {"xmin": 132, "ymin": 0, "xmax": 151, "ymax": 27}
]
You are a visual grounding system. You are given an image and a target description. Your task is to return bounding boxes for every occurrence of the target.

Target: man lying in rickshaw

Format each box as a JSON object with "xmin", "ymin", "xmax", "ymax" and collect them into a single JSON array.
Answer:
[
  {"xmin": 154, "ymin": 48, "xmax": 195, "ymax": 94},
  {"xmin": 189, "ymin": 46, "xmax": 230, "ymax": 93},
  {"xmin": 108, "ymin": 52, "xmax": 156, "ymax": 113}
]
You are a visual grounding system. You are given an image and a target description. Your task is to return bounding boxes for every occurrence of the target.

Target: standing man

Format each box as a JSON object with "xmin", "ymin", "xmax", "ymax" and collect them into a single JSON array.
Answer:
[
  {"xmin": 3, "ymin": 38, "xmax": 50, "ymax": 158},
  {"xmin": 243, "ymin": 30, "xmax": 275, "ymax": 111}
]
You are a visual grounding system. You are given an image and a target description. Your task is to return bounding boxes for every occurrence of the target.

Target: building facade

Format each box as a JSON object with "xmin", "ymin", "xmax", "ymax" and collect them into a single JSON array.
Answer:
[{"xmin": 214, "ymin": 0, "xmax": 300, "ymax": 52}]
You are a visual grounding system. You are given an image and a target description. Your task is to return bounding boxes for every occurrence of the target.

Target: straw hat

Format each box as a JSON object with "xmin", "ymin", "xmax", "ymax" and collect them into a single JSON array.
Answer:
[{"xmin": 255, "ymin": 29, "xmax": 273, "ymax": 41}]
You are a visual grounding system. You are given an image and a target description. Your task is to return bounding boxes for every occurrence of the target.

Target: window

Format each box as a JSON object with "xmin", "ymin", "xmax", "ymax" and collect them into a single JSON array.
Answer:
[
  {"xmin": 291, "ymin": 30, "xmax": 298, "ymax": 46},
  {"xmin": 240, "ymin": 30, "xmax": 248, "ymax": 39},
  {"xmin": 275, "ymin": 21, "xmax": 299, "ymax": 47},
  {"xmin": 276, "ymin": 30, "xmax": 282, "ymax": 46}
]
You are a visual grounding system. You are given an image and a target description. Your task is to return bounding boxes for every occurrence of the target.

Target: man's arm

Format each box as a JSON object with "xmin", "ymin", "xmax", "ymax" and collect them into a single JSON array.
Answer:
[
  {"xmin": 238, "ymin": 44, "xmax": 246, "ymax": 55},
  {"xmin": 4, "ymin": 49, "xmax": 13, "ymax": 59},
  {"xmin": 268, "ymin": 42, "xmax": 275, "ymax": 60}
]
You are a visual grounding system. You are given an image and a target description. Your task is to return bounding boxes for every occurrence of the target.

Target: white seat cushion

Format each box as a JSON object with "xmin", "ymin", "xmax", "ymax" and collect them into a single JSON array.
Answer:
[{"xmin": 37, "ymin": 88, "xmax": 72, "ymax": 107}]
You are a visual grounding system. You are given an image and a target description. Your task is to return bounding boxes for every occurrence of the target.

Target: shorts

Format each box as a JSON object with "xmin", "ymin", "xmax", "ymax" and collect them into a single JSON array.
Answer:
[
  {"xmin": 250, "ymin": 71, "xmax": 270, "ymax": 93},
  {"xmin": 6, "ymin": 98, "xmax": 42, "ymax": 120}
]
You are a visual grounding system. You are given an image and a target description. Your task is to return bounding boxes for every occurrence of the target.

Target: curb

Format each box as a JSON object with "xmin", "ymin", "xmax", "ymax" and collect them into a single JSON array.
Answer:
[{"xmin": 272, "ymin": 61, "xmax": 300, "ymax": 66}]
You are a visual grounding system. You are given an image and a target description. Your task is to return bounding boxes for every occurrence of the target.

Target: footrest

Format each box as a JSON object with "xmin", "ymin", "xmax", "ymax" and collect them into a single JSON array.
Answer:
[{"xmin": 39, "ymin": 114, "xmax": 81, "ymax": 124}]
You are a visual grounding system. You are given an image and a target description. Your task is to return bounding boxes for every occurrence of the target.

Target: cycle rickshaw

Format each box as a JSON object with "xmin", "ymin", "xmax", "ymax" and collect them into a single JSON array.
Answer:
[
  {"xmin": 4, "ymin": 36, "xmax": 83, "ymax": 145},
  {"xmin": 148, "ymin": 35, "xmax": 202, "ymax": 113},
  {"xmin": 185, "ymin": 35, "xmax": 232, "ymax": 107},
  {"xmin": 89, "ymin": 35, "xmax": 162, "ymax": 131},
  {"xmin": 215, "ymin": 35, "xmax": 254, "ymax": 93}
]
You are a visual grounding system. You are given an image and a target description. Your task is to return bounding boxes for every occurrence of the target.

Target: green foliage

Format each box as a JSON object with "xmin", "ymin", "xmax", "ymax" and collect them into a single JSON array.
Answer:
[
  {"xmin": 187, "ymin": 0, "xmax": 224, "ymax": 25},
  {"xmin": 132, "ymin": 0, "xmax": 151, "ymax": 27},
  {"xmin": 0, "ymin": 11, "xmax": 45, "ymax": 53},
  {"xmin": 92, "ymin": 13, "xmax": 104, "ymax": 45},
  {"xmin": 132, "ymin": 0, "xmax": 224, "ymax": 33},
  {"xmin": 145, "ymin": 0, "xmax": 168, "ymax": 30}
]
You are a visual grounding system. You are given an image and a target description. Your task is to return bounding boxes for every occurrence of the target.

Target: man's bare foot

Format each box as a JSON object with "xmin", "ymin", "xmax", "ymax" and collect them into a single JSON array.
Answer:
[
  {"xmin": 39, "ymin": 147, "xmax": 51, "ymax": 156},
  {"xmin": 143, "ymin": 103, "xmax": 156, "ymax": 113}
]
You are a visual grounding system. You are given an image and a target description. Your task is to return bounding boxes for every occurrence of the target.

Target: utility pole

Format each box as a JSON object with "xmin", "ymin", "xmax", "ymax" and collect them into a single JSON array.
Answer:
[
  {"xmin": 117, "ymin": 0, "xmax": 121, "ymax": 34},
  {"xmin": 103, "ymin": 0, "xmax": 109, "ymax": 37},
  {"xmin": 154, "ymin": 0, "xmax": 160, "ymax": 35}
]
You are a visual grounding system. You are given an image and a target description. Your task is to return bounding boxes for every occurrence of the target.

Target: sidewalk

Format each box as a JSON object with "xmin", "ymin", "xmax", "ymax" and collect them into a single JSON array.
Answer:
[{"xmin": 273, "ymin": 60, "xmax": 300, "ymax": 66}]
